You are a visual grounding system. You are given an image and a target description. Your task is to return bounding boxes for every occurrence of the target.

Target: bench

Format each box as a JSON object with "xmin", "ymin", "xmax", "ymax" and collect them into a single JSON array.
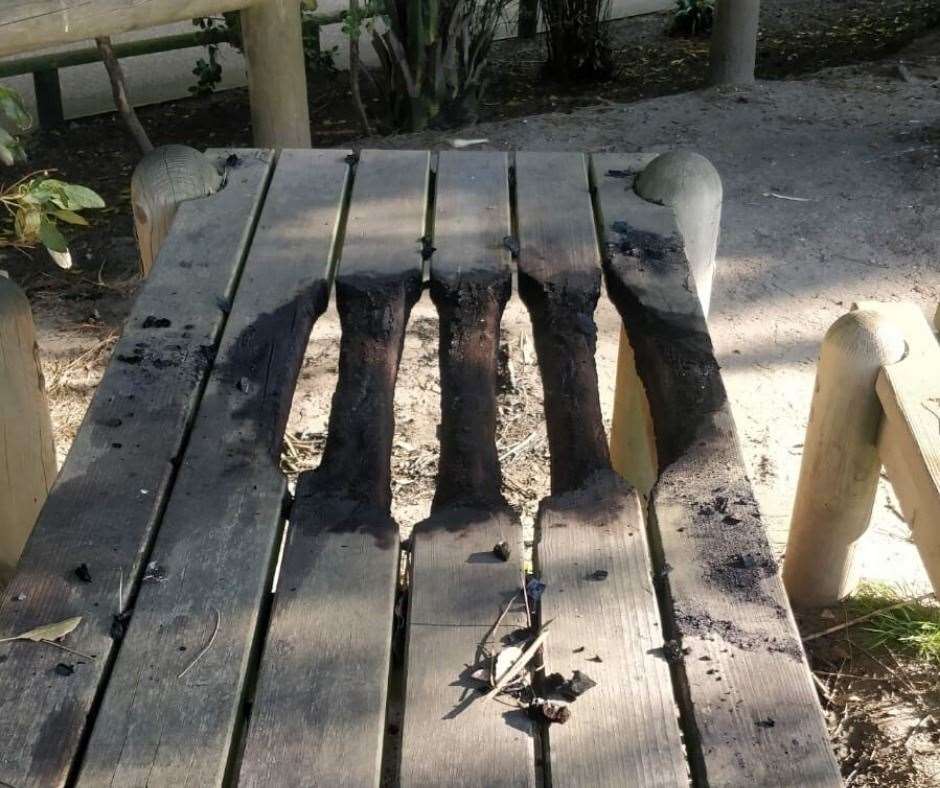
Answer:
[{"xmin": 0, "ymin": 148, "xmax": 842, "ymax": 786}]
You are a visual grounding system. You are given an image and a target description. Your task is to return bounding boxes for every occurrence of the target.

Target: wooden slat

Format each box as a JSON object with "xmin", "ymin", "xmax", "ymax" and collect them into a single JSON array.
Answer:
[
  {"xmin": 593, "ymin": 153, "xmax": 842, "ymax": 786},
  {"xmin": 0, "ymin": 149, "xmax": 272, "ymax": 788},
  {"xmin": 75, "ymin": 149, "xmax": 351, "ymax": 787},
  {"xmin": 515, "ymin": 152, "xmax": 686, "ymax": 787},
  {"xmin": 401, "ymin": 152, "xmax": 535, "ymax": 787},
  {"xmin": 538, "ymin": 471, "xmax": 689, "ymax": 787},
  {"xmin": 514, "ymin": 151, "xmax": 610, "ymax": 493},
  {"xmin": 402, "ymin": 509, "xmax": 533, "ymax": 788},
  {"xmin": 862, "ymin": 302, "xmax": 940, "ymax": 595},
  {"xmin": 238, "ymin": 149, "xmax": 429, "ymax": 787},
  {"xmin": 238, "ymin": 494, "xmax": 399, "ymax": 788}
]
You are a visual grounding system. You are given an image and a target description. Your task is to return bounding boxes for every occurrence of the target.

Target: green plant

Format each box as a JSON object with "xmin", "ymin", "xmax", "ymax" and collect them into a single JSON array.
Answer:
[
  {"xmin": 0, "ymin": 87, "xmax": 31, "ymax": 166},
  {"xmin": 190, "ymin": 5, "xmax": 338, "ymax": 96},
  {"xmin": 846, "ymin": 583, "xmax": 940, "ymax": 664},
  {"xmin": 190, "ymin": 16, "xmax": 228, "ymax": 96},
  {"xmin": 541, "ymin": 0, "xmax": 613, "ymax": 82},
  {"xmin": 372, "ymin": 0, "xmax": 512, "ymax": 131},
  {"xmin": 0, "ymin": 89, "xmax": 104, "ymax": 268},
  {"xmin": 671, "ymin": 0, "xmax": 714, "ymax": 37}
]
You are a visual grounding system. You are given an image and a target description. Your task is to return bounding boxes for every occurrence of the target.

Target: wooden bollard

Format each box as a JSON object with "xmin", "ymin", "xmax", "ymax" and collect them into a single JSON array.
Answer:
[
  {"xmin": 710, "ymin": 0, "xmax": 761, "ymax": 86},
  {"xmin": 608, "ymin": 151, "xmax": 723, "ymax": 497},
  {"xmin": 131, "ymin": 145, "xmax": 223, "ymax": 277},
  {"xmin": 783, "ymin": 310, "xmax": 907, "ymax": 608},
  {"xmin": 0, "ymin": 277, "xmax": 56, "ymax": 585},
  {"xmin": 241, "ymin": 0, "xmax": 312, "ymax": 149}
]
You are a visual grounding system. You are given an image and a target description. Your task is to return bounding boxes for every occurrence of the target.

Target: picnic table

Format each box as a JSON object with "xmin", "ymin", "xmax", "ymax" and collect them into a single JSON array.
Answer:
[{"xmin": 0, "ymin": 148, "xmax": 843, "ymax": 787}]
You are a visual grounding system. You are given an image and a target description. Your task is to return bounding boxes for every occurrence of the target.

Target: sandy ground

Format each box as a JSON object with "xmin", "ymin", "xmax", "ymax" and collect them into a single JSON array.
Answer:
[{"xmin": 342, "ymin": 50, "xmax": 940, "ymax": 593}]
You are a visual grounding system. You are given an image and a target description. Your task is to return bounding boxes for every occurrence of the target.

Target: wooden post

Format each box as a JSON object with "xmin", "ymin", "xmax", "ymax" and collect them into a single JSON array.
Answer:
[
  {"xmin": 783, "ymin": 310, "xmax": 907, "ymax": 608},
  {"xmin": 241, "ymin": 0, "xmax": 312, "ymax": 149},
  {"xmin": 518, "ymin": 0, "xmax": 539, "ymax": 38},
  {"xmin": 710, "ymin": 0, "xmax": 760, "ymax": 86},
  {"xmin": 0, "ymin": 276, "xmax": 56, "ymax": 585},
  {"xmin": 608, "ymin": 151, "xmax": 723, "ymax": 497},
  {"xmin": 32, "ymin": 69, "xmax": 64, "ymax": 127},
  {"xmin": 131, "ymin": 145, "xmax": 223, "ymax": 277}
]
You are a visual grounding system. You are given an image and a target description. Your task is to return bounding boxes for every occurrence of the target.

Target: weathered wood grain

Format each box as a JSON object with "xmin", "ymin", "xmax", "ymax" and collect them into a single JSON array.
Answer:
[
  {"xmin": 593, "ymin": 152, "xmax": 842, "ymax": 786},
  {"xmin": 431, "ymin": 150, "xmax": 511, "ymax": 510},
  {"xmin": 863, "ymin": 302, "xmax": 940, "ymax": 596},
  {"xmin": 238, "ymin": 149, "xmax": 428, "ymax": 787},
  {"xmin": 76, "ymin": 149, "xmax": 351, "ymax": 787},
  {"xmin": 401, "ymin": 151, "xmax": 535, "ymax": 787},
  {"xmin": 514, "ymin": 153, "xmax": 686, "ymax": 786},
  {"xmin": 0, "ymin": 149, "xmax": 272, "ymax": 788},
  {"xmin": 402, "ymin": 508, "xmax": 534, "ymax": 788},
  {"xmin": 238, "ymin": 494, "xmax": 399, "ymax": 788},
  {"xmin": 538, "ymin": 470, "xmax": 689, "ymax": 787},
  {"xmin": 0, "ymin": 277, "xmax": 56, "ymax": 584},
  {"xmin": 514, "ymin": 151, "xmax": 610, "ymax": 494}
]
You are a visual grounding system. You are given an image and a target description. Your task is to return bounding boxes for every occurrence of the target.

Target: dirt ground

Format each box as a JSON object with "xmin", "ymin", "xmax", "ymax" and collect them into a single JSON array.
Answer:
[{"xmin": 1, "ymin": 8, "xmax": 939, "ymax": 787}]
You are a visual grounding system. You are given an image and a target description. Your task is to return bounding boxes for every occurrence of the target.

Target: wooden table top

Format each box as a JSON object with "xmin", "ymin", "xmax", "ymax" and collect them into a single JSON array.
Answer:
[{"xmin": 0, "ymin": 148, "xmax": 841, "ymax": 787}]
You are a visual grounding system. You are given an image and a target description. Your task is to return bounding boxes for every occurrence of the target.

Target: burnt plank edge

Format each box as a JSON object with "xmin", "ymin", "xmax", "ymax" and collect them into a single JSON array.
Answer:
[
  {"xmin": 239, "ymin": 150, "xmax": 428, "ymax": 787},
  {"xmin": 0, "ymin": 148, "xmax": 274, "ymax": 788},
  {"xmin": 400, "ymin": 151, "xmax": 536, "ymax": 787},
  {"xmin": 74, "ymin": 149, "xmax": 352, "ymax": 787},
  {"xmin": 513, "ymin": 151, "xmax": 610, "ymax": 495},
  {"xmin": 592, "ymin": 153, "xmax": 842, "ymax": 787}
]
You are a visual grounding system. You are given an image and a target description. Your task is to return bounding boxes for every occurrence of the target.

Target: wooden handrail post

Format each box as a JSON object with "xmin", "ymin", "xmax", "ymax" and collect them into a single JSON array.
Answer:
[
  {"xmin": 131, "ymin": 146, "xmax": 224, "ymax": 277},
  {"xmin": 710, "ymin": 0, "xmax": 761, "ymax": 86},
  {"xmin": 783, "ymin": 310, "xmax": 907, "ymax": 608},
  {"xmin": 607, "ymin": 151, "xmax": 722, "ymax": 496},
  {"xmin": 241, "ymin": 0, "xmax": 312, "ymax": 148},
  {"xmin": 0, "ymin": 277, "xmax": 56, "ymax": 585}
]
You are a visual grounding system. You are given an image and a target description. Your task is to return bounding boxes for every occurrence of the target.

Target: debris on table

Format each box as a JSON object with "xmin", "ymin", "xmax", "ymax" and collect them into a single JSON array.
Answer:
[{"xmin": 492, "ymin": 541, "xmax": 511, "ymax": 562}]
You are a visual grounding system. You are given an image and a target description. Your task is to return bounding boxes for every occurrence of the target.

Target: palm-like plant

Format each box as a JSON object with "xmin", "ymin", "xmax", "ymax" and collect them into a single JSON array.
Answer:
[
  {"xmin": 372, "ymin": 0, "xmax": 511, "ymax": 130},
  {"xmin": 541, "ymin": 0, "xmax": 613, "ymax": 82}
]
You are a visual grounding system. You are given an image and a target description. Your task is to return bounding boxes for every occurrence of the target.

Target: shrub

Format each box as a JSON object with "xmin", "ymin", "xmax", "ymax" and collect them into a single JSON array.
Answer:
[
  {"xmin": 541, "ymin": 0, "xmax": 614, "ymax": 82},
  {"xmin": 671, "ymin": 0, "xmax": 714, "ymax": 37}
]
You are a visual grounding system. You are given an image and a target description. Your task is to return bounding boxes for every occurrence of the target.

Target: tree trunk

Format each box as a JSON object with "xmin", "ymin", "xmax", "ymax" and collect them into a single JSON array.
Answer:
[{"xmin": 709, "ymin": 0, "xmax": 760, "ymax": 85}]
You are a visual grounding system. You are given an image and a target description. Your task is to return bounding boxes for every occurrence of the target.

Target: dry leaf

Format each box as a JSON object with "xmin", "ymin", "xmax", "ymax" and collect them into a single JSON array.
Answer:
[
  {"xmin": 0, "ymin": 616, "xmax": 82, "ymax": 645},
  {"xmin": 493, "ymin": 645, "xmax": 524, "ymax": 684}
]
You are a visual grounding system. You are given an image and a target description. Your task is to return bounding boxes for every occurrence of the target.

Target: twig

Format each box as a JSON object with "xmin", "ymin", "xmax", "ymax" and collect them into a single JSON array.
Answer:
[
  {"xmin": 521, "ymin": 570, "xmax": 531, "ymax": 628},
  {"xmin": 39, "ymin": 638, "xmax": 95, "ymax": 660},
  {"xmin": 178, "ymin": 607, "xmax": 220, "ymax": 679},
  {"xmin": 802, "ymin": 593, "xmax": 935, "ymax": 642},
  {"xmin": 763, "ymin": 192, "xmax": 814, "ymax": 202},
  {"xmin": 482, "ymin": 624, "xmax": 551, "ymax": 703},
  {"xmin": 811, "ymin": 671, "xmax": 833, "ymax": 705},
  {"xmin": 95, "ymin": 36, "xmax": 153, "ymax": 155},
  {"xmin": 481, "ymin": 592, "xmax": 520, "ymax": 654}
]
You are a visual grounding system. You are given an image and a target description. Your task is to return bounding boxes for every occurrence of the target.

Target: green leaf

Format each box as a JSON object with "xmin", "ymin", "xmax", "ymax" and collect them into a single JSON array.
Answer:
[
  {"xmin": 59, "ymin": 183, "xmax": 105, "ymax": 210},
  {"xmin": 38, "ymin": 218, "xmax": 68, "ymax": 253},
  {"xmin": 52, "ymin": 208, "xmax": 89, "ymax": 226},
  {"xmin": 0, "ymin": 85, "xmax": 32, "ymax": 131},
  {"xmin": 0, "ymin": 144, "xmax": 13, "ymax": 167}
]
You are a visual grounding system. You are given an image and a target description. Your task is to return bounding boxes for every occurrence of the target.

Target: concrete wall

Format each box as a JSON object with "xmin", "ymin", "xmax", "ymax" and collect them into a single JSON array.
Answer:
[{"xmin": 0, "ymin": 0, "xmax": 673, "ymax": 122}]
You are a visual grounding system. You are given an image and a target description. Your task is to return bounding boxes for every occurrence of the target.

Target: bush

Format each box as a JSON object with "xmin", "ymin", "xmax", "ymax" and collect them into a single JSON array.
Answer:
[
  {"xmin": 541, "ymin": 0, "xmax": 614, "ymax": 82},
  {"xmin": 372, "ymin": 0, "xmax": 512, "ymax": 130},
  {"xmin": 0, "ymin": 87, "xmax": 104, "ymax": 268},
  {"xmin": 671, "ymin": 0, "xmax": 714, "ymax": 37}
]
